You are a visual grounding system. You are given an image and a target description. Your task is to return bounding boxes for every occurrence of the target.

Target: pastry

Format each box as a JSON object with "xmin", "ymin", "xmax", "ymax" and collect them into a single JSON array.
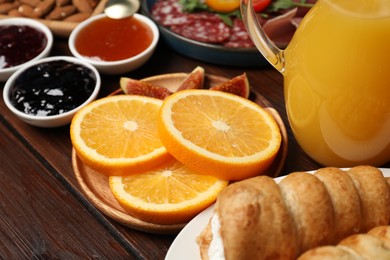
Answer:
[
  {"xmin": 298, "ymin": 225, "xmax": 390, "ymax": 259},
  {"xmin": 196, "ymin": 166, "xmax": 390, "ymax": 260}
]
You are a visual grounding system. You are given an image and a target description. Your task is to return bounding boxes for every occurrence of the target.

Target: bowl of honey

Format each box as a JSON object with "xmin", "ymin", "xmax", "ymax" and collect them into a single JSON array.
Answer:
[
  {"xmin": 2, "ymin": 56, "xmax": 101, "ymax": 128},
  {"xmin": 68, "ymin": 13, "xmax": 159, "ymax": 75},
  {"xmin": 0, "ymin": 17, "xmax": 53, "ymax": 82}
]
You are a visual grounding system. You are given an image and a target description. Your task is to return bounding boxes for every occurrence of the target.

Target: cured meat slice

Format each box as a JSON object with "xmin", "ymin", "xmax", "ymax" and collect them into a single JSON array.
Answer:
[
  {"xmin": 186, "ymin": 12, "xmax": 222, "ymax": 22},
  {"xmin": 171, "ymin": 13, "xmax": 231, "ymax": 43},
  {"xmin": 224, "ymin": 18, "xmax": 255, "ymax": 48},
  {"xmin": 151, "ymin": 0, "xmax": 188, "ymax": 26},
  {"xmin": 263, "ymin": 8, "xmax": 298, "ymax": 47}
]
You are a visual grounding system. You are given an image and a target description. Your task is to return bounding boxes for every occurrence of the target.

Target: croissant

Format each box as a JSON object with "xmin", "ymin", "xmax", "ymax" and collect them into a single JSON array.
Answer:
[
  {"xmin": 196, "ymin": 166, "xmax": 390, "ymax": 260},
  {"xmin": 298, "ymin": 225, "xmax": 390, "ymax": 259}
]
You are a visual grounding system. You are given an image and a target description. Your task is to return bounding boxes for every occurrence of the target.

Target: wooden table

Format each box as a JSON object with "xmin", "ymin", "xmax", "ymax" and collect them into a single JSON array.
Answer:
[{"xmin": 1, "ymin": 37, "xmax": 388, "ymax": 259}]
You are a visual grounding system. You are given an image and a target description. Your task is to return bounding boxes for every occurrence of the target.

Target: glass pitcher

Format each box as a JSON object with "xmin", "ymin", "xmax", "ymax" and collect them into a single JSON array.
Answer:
[{"xmin": 241, "ymin": 0, "xmax": 390, "ymax": 167}]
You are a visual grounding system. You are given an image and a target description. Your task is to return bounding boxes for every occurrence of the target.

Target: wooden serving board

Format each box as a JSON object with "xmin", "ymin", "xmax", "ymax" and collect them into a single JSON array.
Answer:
[{"xmin": 72, "ymin": 73, "xmax": 288, "ymax": 234}]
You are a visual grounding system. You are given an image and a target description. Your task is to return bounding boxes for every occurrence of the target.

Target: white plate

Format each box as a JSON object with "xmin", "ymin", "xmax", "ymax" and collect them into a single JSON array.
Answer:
[{"xmin": 165, "ymin": 168, "xmax": 390, "ymax": 260}]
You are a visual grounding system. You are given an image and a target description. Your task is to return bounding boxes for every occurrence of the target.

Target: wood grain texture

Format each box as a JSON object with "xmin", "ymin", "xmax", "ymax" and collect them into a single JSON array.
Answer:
[
  {"xmin": 0, "ymin": 123, "xmax": 135, "ymax": 258},
  {"xmin": 1, "ymin": 38, "xmax": 389, "ymax": 259}
]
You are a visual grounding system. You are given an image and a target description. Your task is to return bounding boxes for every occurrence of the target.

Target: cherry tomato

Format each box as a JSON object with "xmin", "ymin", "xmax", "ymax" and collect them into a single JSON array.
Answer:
[
  {"xmin": 252, "ymin": 0, "xmax": 271, "ymax": 12},
  {"xmin": 205, "ymin": 0, "xmax": 241, "ymax": 13}
]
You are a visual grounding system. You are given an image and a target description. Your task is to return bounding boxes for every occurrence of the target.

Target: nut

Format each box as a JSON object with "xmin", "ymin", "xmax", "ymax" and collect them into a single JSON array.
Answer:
[
  {"xmin": 46, "ymin": 5, "xmax": 77, "ymax": 20},
  {"xmin": 2, "ymin": 0, "xmax": 100, "ymax": 22},
  {"xmin": 33, "ymin": 0, "xmax": 56, "ymax": 18},
  {"xmin": 63, "ymin": 11, "xmax": 90, "ymax": 22}
]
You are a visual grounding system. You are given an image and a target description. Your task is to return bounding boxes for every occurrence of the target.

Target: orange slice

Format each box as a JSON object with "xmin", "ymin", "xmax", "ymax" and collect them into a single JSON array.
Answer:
[
  {"xmin": 109, "ymin": 158, "xmax": 228, "ymax": 225},
  {"xmin": 158, "ymin": 89, "xmax": 282, "ymax": 181},
  {"xmin": 70, "ymin": 95, "xmax": 171, "ymax": 176}
]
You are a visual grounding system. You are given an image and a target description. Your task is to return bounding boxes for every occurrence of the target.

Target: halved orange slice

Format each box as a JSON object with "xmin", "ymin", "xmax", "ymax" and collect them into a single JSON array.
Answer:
[
  {"xmin": 70, "ymin": 95, "xmax": 171, "ymax": 176},
  {"xmin": 109, "ymin": 158, "xmax": 228, "ymax": 225},
  {"xmin": 158, "ymin": 89, "xmax": 282, "ymax": 180}
]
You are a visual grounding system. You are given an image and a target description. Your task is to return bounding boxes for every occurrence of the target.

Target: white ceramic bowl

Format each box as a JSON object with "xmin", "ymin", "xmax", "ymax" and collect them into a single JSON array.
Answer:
[
  {"xmin": 68, "ymin": 13, "xmax": 159, "ymax": 75},
  {"xmin": 3, "ymin": 56, "xmax": 101, "ymax": 128},
  {"xmin": 0, "ymin": 18, "xmax": 53, "ymax": 82}
]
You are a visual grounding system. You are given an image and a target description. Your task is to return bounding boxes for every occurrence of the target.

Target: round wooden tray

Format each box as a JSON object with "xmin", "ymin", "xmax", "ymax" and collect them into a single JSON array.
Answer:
[{"xmin": 72, "ymin": 73, "xmax": 288, "ymax": 234}]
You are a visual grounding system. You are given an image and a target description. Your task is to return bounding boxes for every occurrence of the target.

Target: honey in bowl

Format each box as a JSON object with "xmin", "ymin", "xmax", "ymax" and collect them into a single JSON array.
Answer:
[{"xmin": 74, "ymin": 16, "xmax": 153, "ymax": 62}]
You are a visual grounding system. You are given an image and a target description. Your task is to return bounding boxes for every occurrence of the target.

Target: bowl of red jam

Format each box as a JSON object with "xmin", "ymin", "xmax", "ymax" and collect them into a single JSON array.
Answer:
[
  {"xmin": 3, "ymin": 56, "xmax": 101, "ymax": 128},
  {"xmin": 68, "ymin": 13, "xmax": 159, "ymax": 75},
  {"xmin": 0, "ymin": 18, "xmax": 53, "ymax": 82}
]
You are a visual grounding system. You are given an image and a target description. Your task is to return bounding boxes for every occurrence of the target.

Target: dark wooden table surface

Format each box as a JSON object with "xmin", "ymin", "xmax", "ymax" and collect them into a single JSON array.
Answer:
[{"xmin": 1, "ymin": 36, "xmax": 388, "ymax": 259}]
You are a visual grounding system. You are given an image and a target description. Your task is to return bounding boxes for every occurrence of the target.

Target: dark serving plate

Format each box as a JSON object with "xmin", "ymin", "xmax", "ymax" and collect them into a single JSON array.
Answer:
[{"xmin": 141, "ymin": 0, "xmax": 268, "ymax": 67}]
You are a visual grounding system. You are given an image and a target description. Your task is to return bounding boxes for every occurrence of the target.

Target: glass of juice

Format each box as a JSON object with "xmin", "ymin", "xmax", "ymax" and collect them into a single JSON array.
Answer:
[{"xmin": 242, "ymin": 0, "xmax": 390, "ymax": 166}]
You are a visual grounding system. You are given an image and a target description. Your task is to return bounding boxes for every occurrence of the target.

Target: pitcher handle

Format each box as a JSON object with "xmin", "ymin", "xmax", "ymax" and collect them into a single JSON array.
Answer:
[{"xmin": 241, "ymin": 0, "xmax": 285, "ymax": 72}]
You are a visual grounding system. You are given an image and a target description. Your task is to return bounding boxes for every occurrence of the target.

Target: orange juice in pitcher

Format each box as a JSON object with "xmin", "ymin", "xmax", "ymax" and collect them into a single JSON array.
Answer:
[{"xmin": 242, "ymin": 0, "xmax": 390, "ymax": 166}]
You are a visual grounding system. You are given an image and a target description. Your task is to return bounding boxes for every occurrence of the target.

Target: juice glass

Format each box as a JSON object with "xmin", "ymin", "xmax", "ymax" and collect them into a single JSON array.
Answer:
[{"xmin": 241, "ymin": 0, "xmax": 390, "ymax": 166}]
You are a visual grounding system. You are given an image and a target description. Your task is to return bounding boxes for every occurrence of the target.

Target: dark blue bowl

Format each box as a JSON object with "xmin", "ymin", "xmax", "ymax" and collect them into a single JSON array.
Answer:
[{"xmin": 141, "ymin": 0, "xmax": 268, "ymax": 67}]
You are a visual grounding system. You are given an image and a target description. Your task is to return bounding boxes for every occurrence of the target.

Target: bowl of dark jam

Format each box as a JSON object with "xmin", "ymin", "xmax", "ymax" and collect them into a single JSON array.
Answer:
[
  {"xmin": 3, "ymin": 56, "xmax": 101, "ymax": 128},
  {"xmin": 68, "ymin": 13, "xmax": 159, "ymax": 75},
  {"xmin": 0, "ymin": 18, "xmax": 53, "ymax": 82}
]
